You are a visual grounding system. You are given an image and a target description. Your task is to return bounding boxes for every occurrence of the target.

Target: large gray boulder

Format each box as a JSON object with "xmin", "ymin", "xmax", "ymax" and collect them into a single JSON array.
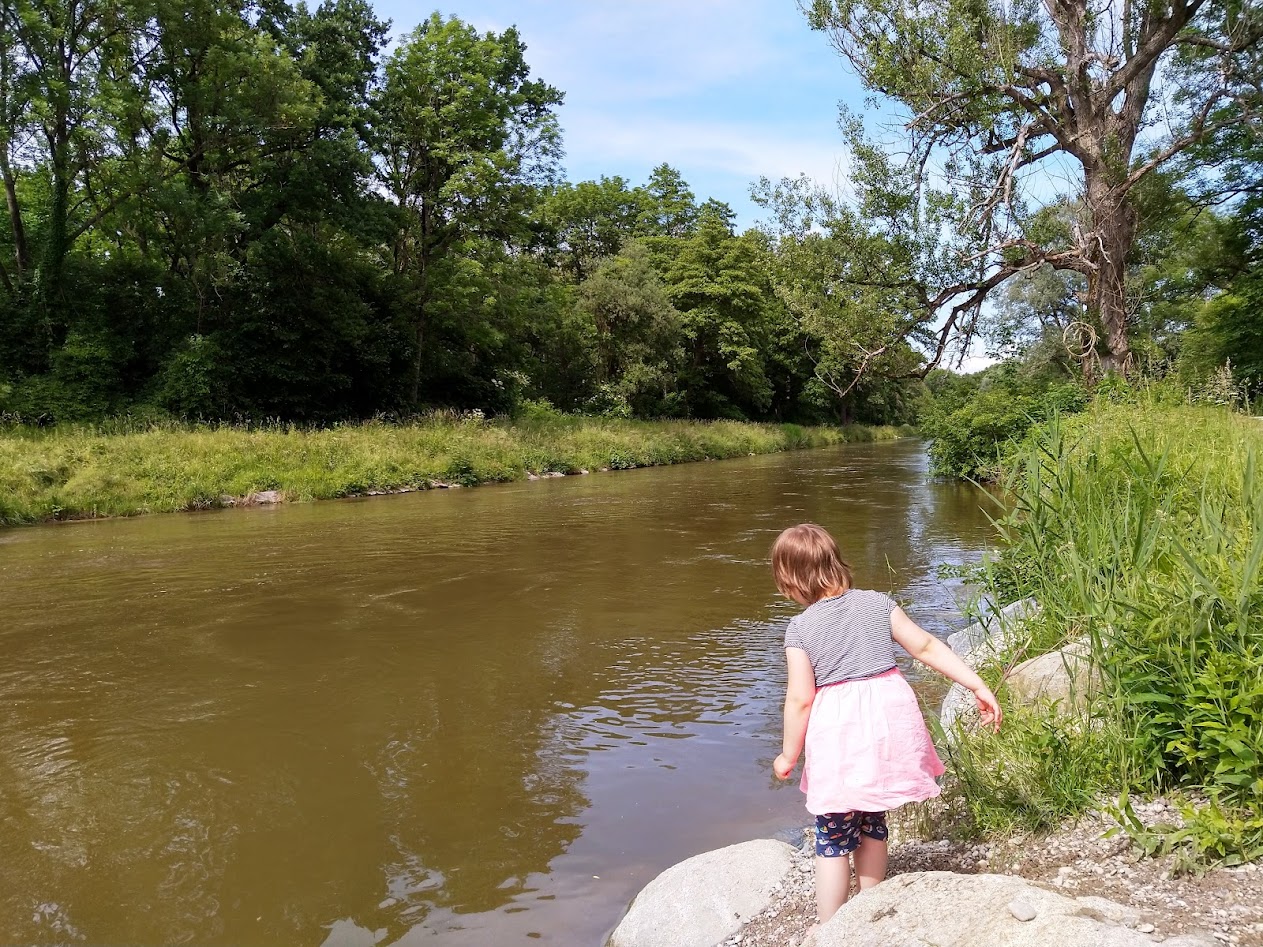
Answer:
[
  {"xmin": 1006, "ymin": 640, "xmax": 1100, "ymax": 711},
  {"xmin": 941, "ymin": 598, "xmax": 1038, "ymax": 734},
  {"xmin": 606, "ymin": 839, "xmax": 797, "ymax": 947},
  {"xmin": 811, "ymin": 872, "xmax": 1214, "ymax": 947},
  {"xmin": 946, "ymin": 597, "xmax": 1039, "ymax": 661}
]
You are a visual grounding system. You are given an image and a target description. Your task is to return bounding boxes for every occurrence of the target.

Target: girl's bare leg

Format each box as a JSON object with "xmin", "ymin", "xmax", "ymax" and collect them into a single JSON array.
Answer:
[
  {"xmin": 853, "ymin": 836, "xmax": 888, "ymax": 891},
  {"xmin": 814, "ymin": 854, "xmax": 851, "ymax": 923}
]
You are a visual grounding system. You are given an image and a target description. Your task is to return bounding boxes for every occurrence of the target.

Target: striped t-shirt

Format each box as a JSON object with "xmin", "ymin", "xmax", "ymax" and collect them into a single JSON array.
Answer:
[{"xmin": 783, "ymin": 589, "xmax": 899, "ymax": 686}]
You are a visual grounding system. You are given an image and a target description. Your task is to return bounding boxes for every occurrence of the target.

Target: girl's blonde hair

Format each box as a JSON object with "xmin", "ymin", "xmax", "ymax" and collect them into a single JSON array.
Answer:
[{"xmin": 770, "ymin": 523, "xmax": 853, "ymax": 603}]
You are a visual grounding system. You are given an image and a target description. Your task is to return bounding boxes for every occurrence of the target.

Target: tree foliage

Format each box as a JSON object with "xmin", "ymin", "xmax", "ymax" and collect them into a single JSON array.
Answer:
[
  {"xmin": 8, "ymin": 1, "xmax": 1255, "ymax": 428},
  {"xmin": 0, "ymin": 2, "xmax": 930, "ymax": 426},
  {"xmin": 805, "ymin": 0, "xmax": 1263, "ymax": 375}
]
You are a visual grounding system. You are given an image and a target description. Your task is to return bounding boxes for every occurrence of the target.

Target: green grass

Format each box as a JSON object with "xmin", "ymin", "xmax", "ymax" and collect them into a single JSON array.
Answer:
[
  {"xmin": 942, "ymin": 399, "xmax": 1263, "ymax": 867},
  {"xmin": 0, "ymin": 414, "xmax": 911, "ymax": 526}
]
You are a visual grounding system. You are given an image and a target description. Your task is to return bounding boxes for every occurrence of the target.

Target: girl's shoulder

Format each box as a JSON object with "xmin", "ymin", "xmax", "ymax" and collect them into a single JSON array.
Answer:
[
  {"xmin": 852, "ymin": 588, "xmax": 899, "ymax": 610},
  {"xmin": 803, "ymin": 588, "xmax": 896, "ymax": 614}
]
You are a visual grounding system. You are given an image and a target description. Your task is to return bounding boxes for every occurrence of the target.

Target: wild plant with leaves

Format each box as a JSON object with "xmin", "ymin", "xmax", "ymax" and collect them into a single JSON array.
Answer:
[{"xmin": 947, "ymin": 400, "xmax": 1263, "ymax": 866}]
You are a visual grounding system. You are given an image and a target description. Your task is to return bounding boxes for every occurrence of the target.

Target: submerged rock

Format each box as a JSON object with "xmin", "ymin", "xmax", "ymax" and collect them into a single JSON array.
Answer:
[
  {"xmin": 244, "ymin": 489, "xmax": 283, "ymax": 505},
  {"xmin": 606, "ymin": 839, "xmax": 796, "ymax": 947},
  {"xmin": 810, "ymin": 872, "xmax": 1212, "ymax": 947}
]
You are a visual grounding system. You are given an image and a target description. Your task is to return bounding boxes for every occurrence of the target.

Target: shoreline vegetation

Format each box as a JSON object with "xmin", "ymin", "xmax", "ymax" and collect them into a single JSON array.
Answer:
[
  {"xmin": 936, "ymin": 396, "xmax": 1263, "ymax": 867},
  {"xmin": 0, "ymin": 414, "xmax": 911, "ymax": 527}
]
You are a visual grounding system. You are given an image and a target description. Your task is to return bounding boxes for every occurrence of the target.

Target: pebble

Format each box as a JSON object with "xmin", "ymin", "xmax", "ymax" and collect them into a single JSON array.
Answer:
[
  {"xmin": 1139, "ymin": 923, "xmax": 1156, "ymax": 934},
  {"xmin": 1009, "ymin": 900, "xmax": 1037, "ymax": 922}
]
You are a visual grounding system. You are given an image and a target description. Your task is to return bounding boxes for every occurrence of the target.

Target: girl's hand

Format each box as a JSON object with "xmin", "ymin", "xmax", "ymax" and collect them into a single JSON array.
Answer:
[
  {"xmin": 974, "ymin": 686, "xmax": 1002, "ymax": 732},
  {"xmin": 773, "ymin": 753, "xmax": 797, "ymax": 780}
]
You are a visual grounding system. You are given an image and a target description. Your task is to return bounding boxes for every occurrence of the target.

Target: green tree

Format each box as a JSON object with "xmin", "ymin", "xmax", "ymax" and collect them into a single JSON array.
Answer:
[
  {"xmin": 2, "ymin": 0, "xmax": 142, "ymax": 294},
  {"xmin": 1179, "ymin": 284, "xmax": 1263, "ymax": 391},
  {"xmin": 575, "ymin": 240, "xmax": 682, "ymax": 415},
  {"xmin": 755, "ymin": 175, "xmax": 927, "ymax": 402},
  {"xmin": 662, "ymin": 207, "xmax": 775, "ymax": 417},
  {"xmin": 1175, "ymin": 200, "xmax": 1263, "ymax": 390},
  {"xmin": 0, "ymin": 5, "xmax": 33, "ymax": 287},
  {"xmin": 806, "ymin": 0, "xmax": 1263, "ymax": 374},
  {"xmin": 376, "ymin": 12, "xmax": 563, "ymax": 408},
  {"xmin": 265, "ymin": 0, "xmax": 389, "ymax": 231},
  {"xmin": 541, "ymin": 176, "xmax": 648, "ymax": 282},
  {"xmin": 639, "ymin": 163, "xmax": 699, "ymax": 238}
]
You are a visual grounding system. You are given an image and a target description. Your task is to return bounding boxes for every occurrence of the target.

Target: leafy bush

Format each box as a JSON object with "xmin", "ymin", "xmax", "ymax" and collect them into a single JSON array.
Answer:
[
  {"xmin": 156, "ymin": 334, "xmax": 229, "ymax": 418},
  {"xmin": 1117, "ymin": 794, "xmax": 1263, "ymax": 870},
  {"xmin": 970, "ymin": 402, "xmax": 1263, "ymax": 864},
  {"xmin": 921, "ymin": 370, "xmax": 1087, "ymax": 479}
]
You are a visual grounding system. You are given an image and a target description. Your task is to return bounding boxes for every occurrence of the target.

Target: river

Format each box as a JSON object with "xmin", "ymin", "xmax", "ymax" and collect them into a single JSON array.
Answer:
[{"xmin": 0, "ymin": 439, "xmax": 994, "ymax": 945}]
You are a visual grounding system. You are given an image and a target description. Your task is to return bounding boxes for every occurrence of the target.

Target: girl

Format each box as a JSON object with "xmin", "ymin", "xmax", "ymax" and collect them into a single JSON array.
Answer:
[{"xmin": 769, "ymin": 523, "xmax": 1001, "ymax": 924}]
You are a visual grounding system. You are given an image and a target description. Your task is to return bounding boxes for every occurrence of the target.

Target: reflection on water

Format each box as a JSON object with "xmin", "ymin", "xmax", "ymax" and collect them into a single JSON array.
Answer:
[{"xmin": 0, "ymin": 440, "xmax": 994, "ymax": 945}]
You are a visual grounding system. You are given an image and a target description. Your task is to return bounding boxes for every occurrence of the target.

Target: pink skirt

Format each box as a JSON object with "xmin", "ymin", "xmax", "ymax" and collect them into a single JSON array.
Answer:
[{"xmin": 801, "ymin": 668, "xmax": 945, "ymax": 815}]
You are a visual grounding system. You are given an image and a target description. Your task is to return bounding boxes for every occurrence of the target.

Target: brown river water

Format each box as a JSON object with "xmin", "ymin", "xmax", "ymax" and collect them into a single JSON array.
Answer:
[{"xmin": 0, "ymin": 439, "xmax": 994, "ymax": 946}]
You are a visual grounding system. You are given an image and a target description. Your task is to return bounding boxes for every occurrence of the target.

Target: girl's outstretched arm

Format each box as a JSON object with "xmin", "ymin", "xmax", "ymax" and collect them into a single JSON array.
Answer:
[
  {"xmin": 891, "ymin": 606, "xmax": 1002, "ymax": 732},
  {"xmin": 774, "ymin": 647, "xmax": 816, "ymax": 779}
]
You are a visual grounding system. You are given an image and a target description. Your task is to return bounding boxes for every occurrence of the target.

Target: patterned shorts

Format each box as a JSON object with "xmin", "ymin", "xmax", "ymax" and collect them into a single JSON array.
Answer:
[{"xmin": 814, "ymin": 810, "xmax": 889, "ymax": 857}]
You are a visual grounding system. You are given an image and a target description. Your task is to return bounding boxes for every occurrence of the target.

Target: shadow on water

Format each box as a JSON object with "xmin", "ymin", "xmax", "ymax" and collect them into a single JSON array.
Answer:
[{"xmin": 0, "ymin": 439, "xmax": 995, "ymax": 945}]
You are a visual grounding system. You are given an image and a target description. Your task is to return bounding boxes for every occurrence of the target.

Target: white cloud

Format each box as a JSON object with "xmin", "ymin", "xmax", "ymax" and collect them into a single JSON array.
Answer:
[{"xmin": 564, "ymin": 111, "xmax": 849, "ymax": 191}]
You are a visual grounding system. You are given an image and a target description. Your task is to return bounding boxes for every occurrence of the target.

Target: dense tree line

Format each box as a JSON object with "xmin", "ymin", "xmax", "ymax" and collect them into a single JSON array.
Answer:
[
  {"xmin": 0, "ymin": 2, "xmax": 919, "ymax": 426},
  {"xmin": 4, "ymin": 1, "xmax": 1261, "ymax": 428}
]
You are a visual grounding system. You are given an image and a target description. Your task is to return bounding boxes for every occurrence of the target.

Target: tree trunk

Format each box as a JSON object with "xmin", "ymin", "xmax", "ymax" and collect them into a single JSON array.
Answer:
[
  {"xmin": 1084, "ymin": 172, "xmax": 1136, "ymax": 374},
  {"xmin": 39, "ymin": 32, "xmax": 73, "ymax": 298},
  {"xmin": 409, "ymin": 251, "xmax": 429, "ymax": 410},
  {"xmin": 410, "ymin": 306, "xmax": 425, "ymax": 410},
  {"xmin": 0, "ymin": 5, "xmax": 25, "ymax": 281},
  {"xmin": 0, "ymin": 153, "xmax": 27, "ymax": 279},
  {"xmin": 41, "ymin": 125, "xmax": 71, "ymax": 296}
]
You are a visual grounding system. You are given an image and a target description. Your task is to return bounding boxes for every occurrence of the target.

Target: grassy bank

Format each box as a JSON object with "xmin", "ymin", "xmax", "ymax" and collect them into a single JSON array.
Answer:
[
  {"xmin": 938, "ymin": 400, "xmax": 1263, "ymax": 867},
  {"xmin": 0, "ymin": 414, "xmax": 910, "ymax": 526}
]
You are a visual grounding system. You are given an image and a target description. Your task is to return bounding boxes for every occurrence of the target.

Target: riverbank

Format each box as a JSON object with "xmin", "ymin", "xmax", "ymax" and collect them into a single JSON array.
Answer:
[
  {"xmin": 0, "ymin": 415, "xmax": 910, "ymax": 526},
  {"xmin": 937, "ymin": 400, "xmax": 1263, "ymax": 867},
  {"xmin": 607, "ymin": 399, "xmax": 1263, "ymax": 946},
  {"xmin": 725, "ymin": 802, "xmax": 1262, "ymax": 947}
]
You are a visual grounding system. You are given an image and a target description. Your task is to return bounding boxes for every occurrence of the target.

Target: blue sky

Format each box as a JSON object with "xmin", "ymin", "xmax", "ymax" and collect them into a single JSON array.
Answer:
[{"xmin": 372, "ymin": 1, "xmax": 868, "ymax": 228}]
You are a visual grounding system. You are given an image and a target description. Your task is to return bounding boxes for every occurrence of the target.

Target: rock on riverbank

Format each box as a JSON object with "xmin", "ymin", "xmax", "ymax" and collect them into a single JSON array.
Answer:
[
  {"xmin": 807, "ymin": 871, "xmax": 1214, "ymax": 947},
  {"xmin": 611, "ymin": 818, "xmax": 1263, "ymax": 947},
  {"xmin": 606, "ymin": 840, "xmax": 797, "ymax": 947},
  {"xmin": 939, "ymin": 597, "xmax": 1038, "ymax": 732},
  {"xmin": 709, "ymin": 802, "xmax": 1263, "ymax": 947}
]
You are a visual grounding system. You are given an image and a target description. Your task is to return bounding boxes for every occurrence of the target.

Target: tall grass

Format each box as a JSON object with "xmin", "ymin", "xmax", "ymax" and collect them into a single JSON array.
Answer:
[
  {"xmin": 0, "ymin": 414, "xmax": 910, "ymax": 526},
  {"xmin": 942, "ymin": 401, "xmax": 1263, "ymax": 865}
]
